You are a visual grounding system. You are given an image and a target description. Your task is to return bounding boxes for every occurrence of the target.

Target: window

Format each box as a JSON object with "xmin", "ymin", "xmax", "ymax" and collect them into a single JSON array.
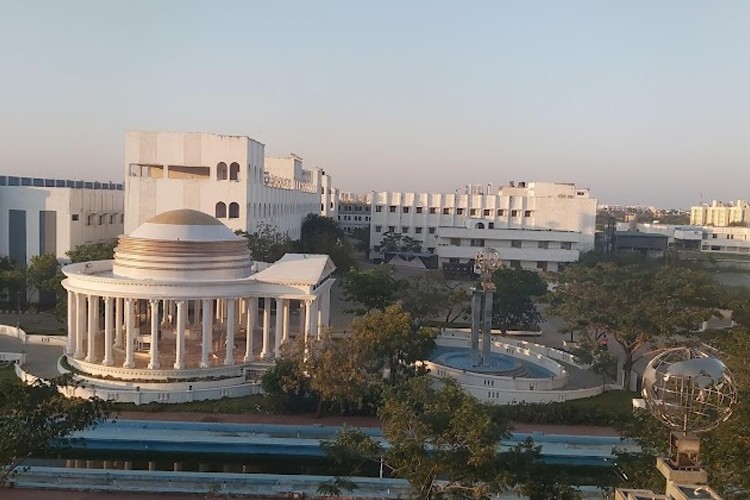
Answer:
[
  {"xmin": 86, "ymin": 215, "xmax": 92, "ymax": 226},
  {"xmin": 450, "ymin": 238, "xmax": 461, "ymax": 246},
  {"xmin": 497, "ymin": 209, "xmax": 505, "ymax": 216},
  {"xmin": 430, "ymin": 207, "xmax": 438, "ymax": 214},
  {"xmin": 449, "ymin": 257, "xmax": 460, "ymax": 264},
  {"xmin": 415, "ymin": 227, "xmax": 423, "ymax": 234},
  {"xmin": 561, "ymin": 242, "xmax": 572, "ymax": 250},
  {"xmin": 215, "ymin": 202, "xmax": 227, "ymax": 218},
  {"xmin": 511, "ymin": 240, "xmax": 522, "ymax": 248},
  {"xmin": 510, "ymin": 260, "xmax": 521, "ymax": 269},
  {"xmin": 538, "ymin": 241, "xmax": 549, "ymax": 249},
  {"xmin": 389, "ymin": 205, "xmax": 397, "ymax": 213},
  {"xmin": 475, "ymin": 222, "xmax": 485, "ymax": 229},
  {"xmin": 428, "ymin": 227, "xmax": 436, "ymax": 234},
  {"xmin": 470, "ymin": 238, "xmax": 485, "ymax": 247},
  {"xmin": 388, "ymin": 226, "xmax": 396, "ymax": 233},
  {"xmin": 427, "ymin": 247, "xmax": 435, "ymax": 254},
  {"xmin": 229, "ymin": 162, "xmax": 240, "ymax": 180},
  {"xmin": 537, "ymin": 262, "xmax": 548, "ymax": 271},
  {"xmin": 470, "ymin": 208, "xmax": 478, "ymax": 216},
  {"xmin": 456, "ymin": 208, "xmax": 464, "ymax": 215},
  {"xmin": 511, "ymin": 210, "xmax": 519, "ymax": 217},
  {"xmin": 483, "ymin": 209, "xmax": 491, "ymax": 216},
  {"xmin": 402, "ymin": 206, "xmax": 410, "ymax": 213},
  {"xmin": 402, "ymin": 226, "xmax": 409, "ymax": 233},
  {"xmin": 375, "ymin": 225, "xmax": 382, "ymax": 232},
  {"xmin": 229, "ymin": 202, "xmax": 240, "ymax": 219},
  {"xmin": 416, "ymin": 206, "xmax": 423, "ymax": 214},
  {"xmin": 217, "ymin": 162, "xmax": 228, "ymax": 180},
  {"xmin": 120, "ymin": 214, "xmax": 124, "ymax": 223},
  {"xmin": 712, "ymin": 234, "xmax": 718, "ymax": 239},
  {"xmin": 376, "ymin": 205, "xmax": 383, "ymax": 212},
  {"xmin": 443, "ymin": 208, "xmax": 451, "ymax": 215},
  {"xmin": 110, "ymin": 214, "xmax": 116, "ymax": 224},
  {"xmin": 488, "ymin": 222, "xmax": 494, "ymax": 229},
  {"xmin": 71, "ymin": 214, "xmax": 79, "ymax": 221},
  {"xmin": 524, "ymin": 210, "xmax": 533, "ymax": 217},
  {"xmin": 98, "ymin": 215, "xmax": 104, "ymax": 225}
]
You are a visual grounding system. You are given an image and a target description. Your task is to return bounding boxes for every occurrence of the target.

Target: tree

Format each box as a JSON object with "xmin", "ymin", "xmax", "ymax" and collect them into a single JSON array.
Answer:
[
  {"xmin": 321, "ymin": 377, "xmax": 580, "ymax": 499},
  {"xmin": 0, "ymin": 257, "xmax": 26, "ymax": 311},
  {"xmin": 491, "ymin": 267, "xmax": 547, "ymax": 334},
  {"xmin": 0, "ymin": 375, "xmax": 112, "ymax": 486},
  {"xmin": 551, "ymin": 261, "xmax": 721, "ymax": 390},
  {"xmin": 350, "ymin": 303, "xmax": 436, "ymax": 385},
  {"xmin": 342, "ymin": 265, "xmax": 403, "ymax": 314},
  {"xmin": 350, "ymin": 227, "xmax": 371, "ymax": 256},
  {"xmin": 66, "ymin": 240, "xmax": 117, "ymax": 263},
  {"xmin": 27, "ymin": 253, "xmax": 61, "ymax": 308},
  {"xmin": 299, "ymin": 214, "xmax": 355, "ymax": 272},
  {"xmin": 237, "ymin": 223, "xmax": 295, "ymax": 263},
  {"xmin": 380, "ymin": 231, "xmax": 422, "ymax": 253},
  {"xmin": 398, "ymin": 270, "xmax": 455, "ymax": 326}
]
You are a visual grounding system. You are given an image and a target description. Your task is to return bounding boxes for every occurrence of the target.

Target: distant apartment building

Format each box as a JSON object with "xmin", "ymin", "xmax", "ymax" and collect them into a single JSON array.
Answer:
[
  {"xmin": 125, "ymin": 131, "xmax": 335, "ymax": 240},
  {"xmin": 369, "ymin": 181, "xmax": 597, "ymax": 272},
  {"xmin": 338, "ymin": 192, "xmax": 372, "ymax": 234},
  {"xmin": 0, "ymin": 175, "xmax": 124, "ymax": 264},
  {"xmin": 617, "ymin": 222, "xmax": 750, "ymax": 257},
  {"xmin": 690, "ymin": 200, "xmax": 750, "ymax": 227}
]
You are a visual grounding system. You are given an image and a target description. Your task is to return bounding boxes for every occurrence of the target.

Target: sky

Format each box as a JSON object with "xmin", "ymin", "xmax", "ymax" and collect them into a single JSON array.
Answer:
[{"xmin": 1, "ymin": 1, "xmax": 749, "ymax": 208}]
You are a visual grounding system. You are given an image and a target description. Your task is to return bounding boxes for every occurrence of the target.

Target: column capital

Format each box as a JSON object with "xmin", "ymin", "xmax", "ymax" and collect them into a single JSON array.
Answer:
[
  {"xmin": 149, "ymin": 298, "xmax": 159, "ymax": 306},
  {"xmin": 104, "ymin": 296, "xmax": 114, "ymax": 304}
]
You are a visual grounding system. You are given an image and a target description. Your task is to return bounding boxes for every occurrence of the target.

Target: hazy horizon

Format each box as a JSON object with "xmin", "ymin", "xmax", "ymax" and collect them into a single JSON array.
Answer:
[{"xmin": 2, "ymin": 1, "xmax": 750, "ymax": 209}]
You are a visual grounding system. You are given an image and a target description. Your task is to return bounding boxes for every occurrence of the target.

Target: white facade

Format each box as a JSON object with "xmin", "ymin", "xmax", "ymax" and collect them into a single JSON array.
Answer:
[
  {"xmin": 62, "ymin": 209, "xmax": 335, "ymax": 403},
  {"xmin": 0, "ymin": 175, "xmax": 124, "ymax": 263},
  {"xmin": 125, "ymin": 131, "xmax": 335, "ymax": 241},
  {"xmin": 369, "ymin": 181, "xmax": 596, "ymax": 271},
  {"xmin": 690, "ymin": 200, "xmax": 750, "ymax": 227},
  {"xmin": 617, "ymin": 222, "xmax": 750, "ymax": 256},
  {"xmin": 338, "ymin": 192, "xmax": 372, "ymax": 234}
]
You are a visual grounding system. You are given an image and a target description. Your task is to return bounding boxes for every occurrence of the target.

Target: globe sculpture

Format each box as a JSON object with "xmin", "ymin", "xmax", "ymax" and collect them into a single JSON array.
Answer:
[
  {"xmin": 642, "ymin": 347, "xmax": 737, "ymax": 434},
  {"xmin": 475, "ymin": 247, "xmax": 501, "ymax": 291}
]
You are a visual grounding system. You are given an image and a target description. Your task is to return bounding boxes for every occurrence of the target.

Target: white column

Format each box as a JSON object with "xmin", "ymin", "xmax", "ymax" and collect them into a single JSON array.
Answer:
[
  {"xmin": 316, "ymin": 294, "xmax": 325, "ymax": 338},
  {"xmin": 174, "ymin": 300, "xmax": 186, "ymax": 369},
  {"xmin": 114, "ymin": 297, "xmax": 123, "ymax": 347},
  {"xmin": 274, "ymin": 298, "xmax": 283, "ymax": 358},
  {"xmin": 298, "ymin": 301, "xmax": 305, "ymax": 337},
  {"xmin": 200, "ymin": 299, "xmax": 213, "ymax": 368},
  {"xmin": 261, "ymin": 299, "xmax": 272, "ymax": 359},
  {"xmin": 148, "ymin": 299, "xmax": 160, "ymax": 369},
  {"xmin": 281, "ymin": 299, "xmax": 290, "ymax": 342},
  {"xmin": 310, "ymin": 298, "xmax": 320, "ymax": 340},
  {"xmin": 303, "ymin": 299, "xmax": 313, "ymax": 358},
  {"xmin": 322, "ymin": 289, "xmax": 331, "ymax": 331},
  {"xmin": 85, "ymin": 295, "xmax": 97, "ymax": 362},
  {"xmin": 244, "ymin": 297, "xmax": 257, "ymax": 362},
  {"xmin": 103, "ymin": 296, "xmax": 114, "ymax": 366},
  {"xmin": 75, "ymin": 293, "xmax": 85, "ymax": 358},
  {"xmin": 225, "ymin": 299, "xmax": 236, "ymax": 366},
  {"xmin": 124, "ymin": 298, "xmax": 135, "ymax": 368},
  {"xmin": 66, "ymin": 290, "xmax": 75, "ymax": 355},
  {"xmin": 239, "ymin": 298, "xmax": 247, "ymax": 328},
  {"xmin": 193, "ymin": 300, "xmax": 201, "ymax": 327}
]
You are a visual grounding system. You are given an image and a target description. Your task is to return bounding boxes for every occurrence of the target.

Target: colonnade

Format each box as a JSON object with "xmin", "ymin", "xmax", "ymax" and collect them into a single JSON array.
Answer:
[{"xmin": 65, "ymin": 290, "xmax": 331, "ymax": 371}]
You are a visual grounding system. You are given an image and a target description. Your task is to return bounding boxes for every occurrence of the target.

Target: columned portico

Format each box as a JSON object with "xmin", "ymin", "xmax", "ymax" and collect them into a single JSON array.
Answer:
[{"xmin": 61, "ymin": 209, "xmax": 337, "ymax": 403}]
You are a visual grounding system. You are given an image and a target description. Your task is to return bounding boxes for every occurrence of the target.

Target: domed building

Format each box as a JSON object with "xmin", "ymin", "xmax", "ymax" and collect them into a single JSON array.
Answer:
[{"xmin": 61, "ymin": 209, "xmax": 335, "ymax": 403}]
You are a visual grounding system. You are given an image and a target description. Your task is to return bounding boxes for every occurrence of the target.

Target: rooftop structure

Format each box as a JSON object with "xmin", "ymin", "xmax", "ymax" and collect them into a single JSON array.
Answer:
[{"xmin": 124, "ymin": 131, "xmax": 335, "ymax": 241}]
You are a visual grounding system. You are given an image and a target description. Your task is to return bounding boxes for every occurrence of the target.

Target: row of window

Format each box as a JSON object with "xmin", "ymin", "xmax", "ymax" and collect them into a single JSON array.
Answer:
[
  {"xmin": 376, "ymin": 206, "xmax": 533, "ymax": 217},
  {"xmin": 447, "ymin": 257, "xmax": 552, "ymax": 272},
  {"xmin": 215, "ymin": 202, "xmax": 241, "ymax": 219},
  {"xmin": 340, "ymin": 204, "xmax": 368, "ymax": 212},
  {"xmin": 447, "ymin": 239, "xmax": 572, "ymax": 250},
  {"xmin": 73, "ymin": 213, "xmax": 124, "ymax": 226},
  {"xmin": 340, "ymin": 215, "xmax": 370, "ymax": 222},
  {"xmin": 216, "ymin": 162, "xmax": 241, "ymax": 181},
  {"xmin": 375, "ymin": 225, "xmax": 434, "ymax": 234}
]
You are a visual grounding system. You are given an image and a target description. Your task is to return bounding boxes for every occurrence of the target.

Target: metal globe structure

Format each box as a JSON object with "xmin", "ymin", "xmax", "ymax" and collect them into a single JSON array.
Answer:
[
  {"xmin": 475, "ymin": 247, "xmax": 501, "ymax": 291},
  {"xmin": 642, "ymin": 347, "xmax": 737, "ymax": 434}
]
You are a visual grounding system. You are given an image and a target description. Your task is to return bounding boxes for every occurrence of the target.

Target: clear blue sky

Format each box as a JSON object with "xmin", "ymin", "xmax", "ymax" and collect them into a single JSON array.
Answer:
[{"xmin": 2, "ymin": 1, "xmax": 749, "ymax": 208}]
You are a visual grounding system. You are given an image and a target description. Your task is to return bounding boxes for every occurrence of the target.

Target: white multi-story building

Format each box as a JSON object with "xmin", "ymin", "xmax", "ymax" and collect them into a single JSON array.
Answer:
[
  {"xmin": 0, "ymin": 175, "xmax": 124, "ymax": 263},
  {"xmin": 369, "ymin": 181, "xmax": 596, "ymax": 272},
  {"xmin": 338, "ymin": 192, "xmax": 372, "ymax": 234},
  {"xmin": 690, "ymin": 200, "xmax": 750, "ymax": 227},
  {"xmin": 125, "ymin": 131, "xmax": 335, "ymax": 240}
]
